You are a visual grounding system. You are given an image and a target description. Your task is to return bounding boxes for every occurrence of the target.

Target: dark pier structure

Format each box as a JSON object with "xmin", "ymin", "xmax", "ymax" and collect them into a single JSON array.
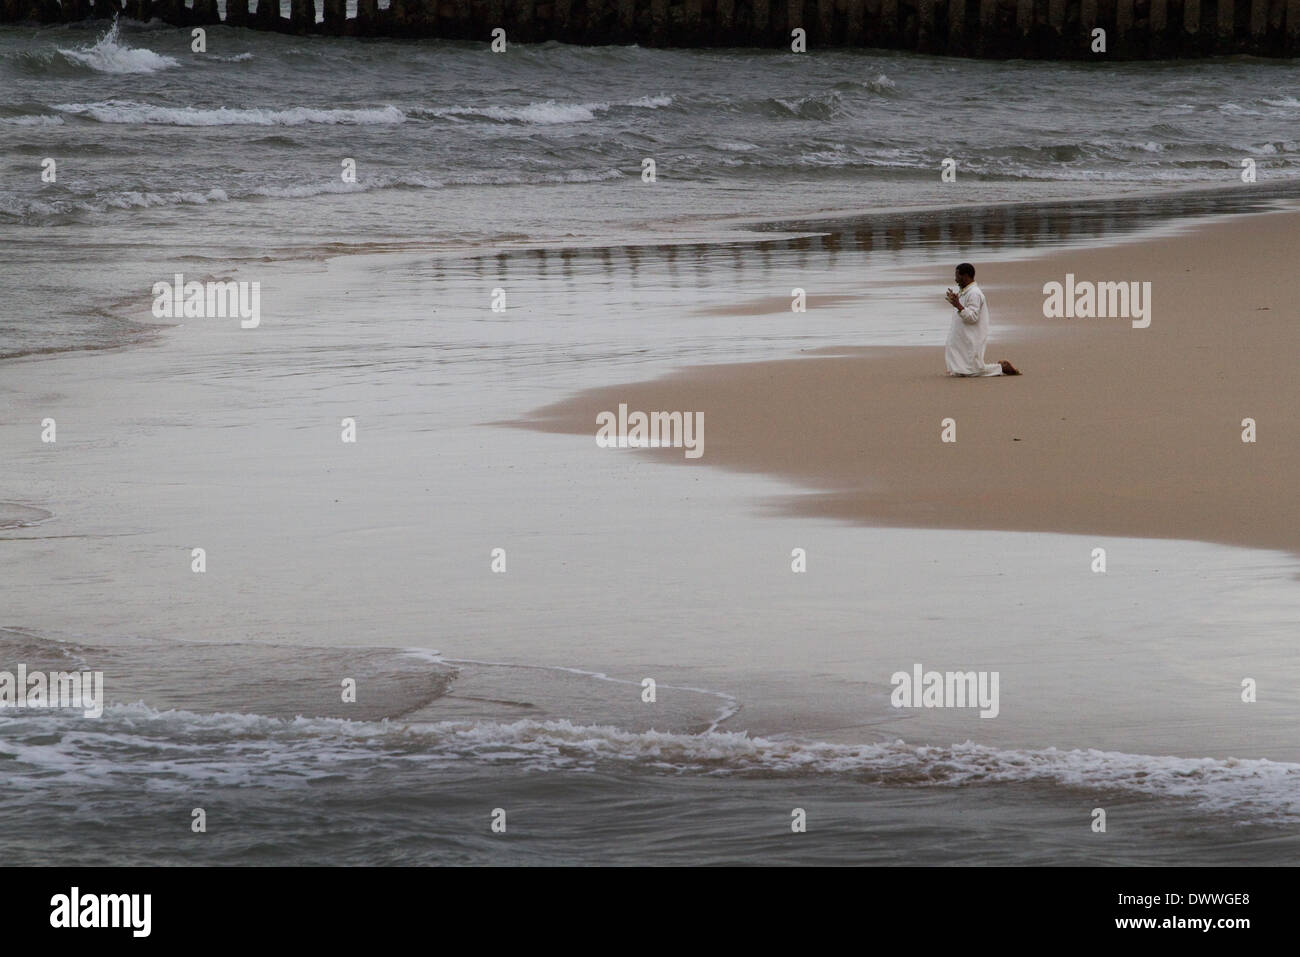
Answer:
[{"xmin": 3, "ymin": 0, "xmax": 1300, "ymax": 58}]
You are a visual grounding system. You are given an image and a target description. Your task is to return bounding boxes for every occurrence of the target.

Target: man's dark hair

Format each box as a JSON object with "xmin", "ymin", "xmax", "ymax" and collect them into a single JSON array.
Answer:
[{"xmin": 956, "ymin": 263, "xmax": 975, "ymax": 279}]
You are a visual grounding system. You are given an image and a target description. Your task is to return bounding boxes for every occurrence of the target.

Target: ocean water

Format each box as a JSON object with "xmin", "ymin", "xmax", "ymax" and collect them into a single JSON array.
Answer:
[
  {"xmin": 3, "ymin": 18, "xmax": 1300, "ymax": 358},
  {"xmin": 3, "ymin": 20, "xmax": 1300, "ymax": 866},
  {"xmin": 4, "ymin": 621, "xmax": 1300, "ymax": 866}
]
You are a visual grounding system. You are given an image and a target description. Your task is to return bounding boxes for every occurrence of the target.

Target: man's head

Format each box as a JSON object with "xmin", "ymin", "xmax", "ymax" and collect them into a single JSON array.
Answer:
[{"xmin": 955, "ymin": 263, "xmax": 975, "ymax": 288}]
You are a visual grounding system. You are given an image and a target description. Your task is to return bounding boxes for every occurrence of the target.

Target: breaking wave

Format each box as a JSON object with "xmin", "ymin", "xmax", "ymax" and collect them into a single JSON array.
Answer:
[
  {"xmin": 54, "ymin": 100, "xmax": 407, "ymax": 126},
  {"xmin": 3, "ymin": 703, "xmax": 1297, "ymax": 824},
  {"xmin": 414, "ymin": 94, "xmax": 673, "ymax": 124},
  {"xmin": 56, "ymin": 20, "xmax": 179, "ymax": 75}
]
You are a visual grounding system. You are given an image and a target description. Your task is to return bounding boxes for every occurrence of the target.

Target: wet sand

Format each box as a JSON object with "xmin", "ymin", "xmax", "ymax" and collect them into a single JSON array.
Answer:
[{"xmin": 520, "ymin": 208, "xmax": 1300, "ymax": 557}]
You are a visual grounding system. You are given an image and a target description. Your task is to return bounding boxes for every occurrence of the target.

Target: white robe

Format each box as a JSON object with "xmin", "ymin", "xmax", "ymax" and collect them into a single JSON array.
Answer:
[{"xmin": 945, "ymin": 282, "xmax": 1003, "ymax": 377}]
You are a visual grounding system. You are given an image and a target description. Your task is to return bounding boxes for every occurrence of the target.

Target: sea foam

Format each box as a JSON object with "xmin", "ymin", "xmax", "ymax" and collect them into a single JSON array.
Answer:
[
  {"xmin": 5, "ymin": 702, "xmax": 1298, "ymax": 824},
  {"xmin": 57, "ymin": 21, "xmax": 179, "ymax": 75},
  {"xmin": 53, "ymin": 100, "xmax": 407, "ymax": 127},
  {"xmin": 417, "ymin": 95, "xmax": 672, "ymax": 124}
]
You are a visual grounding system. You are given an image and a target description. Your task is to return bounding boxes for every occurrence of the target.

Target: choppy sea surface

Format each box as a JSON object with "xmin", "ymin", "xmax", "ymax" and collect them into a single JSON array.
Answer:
[
  {"xmin": 3, "ymin": 20, "xmax": 1300, "ymax": 865},
  {"xmin": 4, "ymin": 626, "xmax": 1299, "ymax": 867},
  {"xmin": 3, "ymin": 17, "xmax": 1299, "ymax": 358}
]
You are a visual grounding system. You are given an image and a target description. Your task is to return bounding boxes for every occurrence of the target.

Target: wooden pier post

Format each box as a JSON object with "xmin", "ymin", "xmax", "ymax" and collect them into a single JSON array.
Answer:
[
  {"xmin": 1217, "ymin": 0, "xmax": 1237, "ymax": 50},
  {"xmin": 1147, "ymin": 0, "xmax": 1168, "ymax": 52},
  {"xmin": 752, "ymin": 0, "xmax": 772, "ymax": 44},
  {"xmin": 977, "ymin": 0, "xmax": 998, "ymax": 54},
  {"xmin": 844, "ymin": 0, "xmax": 866, "ymax": 45},
  {"xmin": 947, "ymin": 0, "xmax": 967, "ymax": 55},
  {"xmin": 916, "ymin": 0, "xmax": 939, "ymax": 49},
  {"xmin": 815, "ymin": 0, "xmax": 834, "ymax": 43},
  {"xmin": 323, "ymin": 0, "xmax": 344, "ymax": 31},
  {"xmin": 251, "ymin": 0, "xmax": 276, "ymax": 29},
  {"xmin": 682, "ymin": 0, "xmax": 706, "ymax": 44},
  {"xmin": 881, "ymin": 0, "xmax": 900, "ymax": 47},
  {"xmin": 289, "ymin": 0, "xmax": 313, "ymax": 31}
]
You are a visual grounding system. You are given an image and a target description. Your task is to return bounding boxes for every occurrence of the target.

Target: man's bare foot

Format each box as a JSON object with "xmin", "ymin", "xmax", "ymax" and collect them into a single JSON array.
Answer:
[{"xmin": 999, "ymin": 360, "xmax": 1022, "ymax": 376}]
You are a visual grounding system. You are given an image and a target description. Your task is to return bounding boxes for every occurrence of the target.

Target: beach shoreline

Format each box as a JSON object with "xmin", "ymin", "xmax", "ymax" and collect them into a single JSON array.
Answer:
[
  {"xmin": 5, "ymin": 179, "xmax": 1296, "ymax": 363},
  {"xmin": 517, "ymin": 206, "xmax": 1300, "ymax": 559}
]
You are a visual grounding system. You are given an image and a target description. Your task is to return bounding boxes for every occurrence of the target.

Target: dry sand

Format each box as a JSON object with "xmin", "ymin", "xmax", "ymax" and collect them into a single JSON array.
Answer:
[{"xmin": 520, "ymin": 208, "xmax": 1300, "ymax": 556}]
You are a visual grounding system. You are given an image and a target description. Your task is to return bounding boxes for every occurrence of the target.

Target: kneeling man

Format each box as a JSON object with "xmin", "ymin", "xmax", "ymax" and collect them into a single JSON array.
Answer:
[{"xmin": 944, "ymin": 263, "xmax": 1020, "ymax": 377}]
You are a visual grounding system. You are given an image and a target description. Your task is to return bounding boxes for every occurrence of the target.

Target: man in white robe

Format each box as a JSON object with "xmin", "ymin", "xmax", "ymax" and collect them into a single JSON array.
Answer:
[{"xmin": 944, "ymin": 263, "xmax": 1020, "ymax": 377}]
